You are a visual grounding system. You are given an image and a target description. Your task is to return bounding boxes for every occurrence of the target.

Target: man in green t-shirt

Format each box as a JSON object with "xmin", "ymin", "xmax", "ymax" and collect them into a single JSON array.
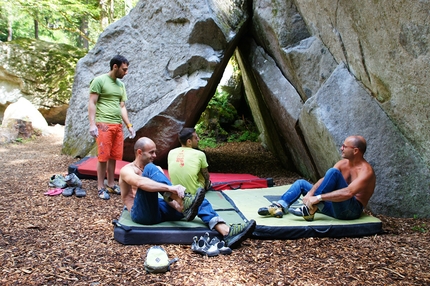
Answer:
[
  {"xmin": 168, "ymin": 127, "xmax": 256, "ymax": 249},
  {"xmin": 88, "ymin": 55, "xmax": 135, "ymax": 200}
]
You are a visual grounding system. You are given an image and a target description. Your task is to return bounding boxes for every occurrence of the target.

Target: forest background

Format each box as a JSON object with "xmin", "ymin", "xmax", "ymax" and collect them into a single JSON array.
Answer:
[
  {"xmin": 0, "ymin": 0, "xmax": 139, "ymax": 49},
  {"xmin": 0, "ymin": 0, "xmax": 258, "ymax": 146}
]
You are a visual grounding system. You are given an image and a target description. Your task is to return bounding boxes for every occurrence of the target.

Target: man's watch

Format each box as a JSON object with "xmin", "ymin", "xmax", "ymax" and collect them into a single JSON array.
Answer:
[{"xmin": 317, "ymin": 194, "xmax": 323, "ymax": 202}]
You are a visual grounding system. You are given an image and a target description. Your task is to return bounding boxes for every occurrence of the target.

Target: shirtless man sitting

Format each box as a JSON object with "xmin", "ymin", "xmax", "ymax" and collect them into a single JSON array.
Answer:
[
  {"xmin": 258, "ymin": 135, "xmax": 376, "ymax": 221},
  {"xmin": 119, "ymin": 137, "xmax": 205, "ymax": 225}
]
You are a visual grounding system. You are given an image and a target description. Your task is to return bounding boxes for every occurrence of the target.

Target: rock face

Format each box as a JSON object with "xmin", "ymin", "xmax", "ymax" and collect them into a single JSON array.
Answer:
[
  {"xmin": 0, "ymin": 39, "xmax": 86, "ymax": 124},
  {"xmin": 61, "ymin": 0, "xmax": 429, "ymax": 217},
  {"xmin": 63, "ymin": 0, "xmax": 250, "ymax": 162}
]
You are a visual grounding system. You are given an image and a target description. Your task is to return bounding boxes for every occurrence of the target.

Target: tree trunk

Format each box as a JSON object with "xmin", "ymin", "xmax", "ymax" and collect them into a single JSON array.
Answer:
[
  {"xmin": 109, "ymin": 0, "xmax": 114, "ymax": 23},
  {"xmin": 124, "ymin": 0, "xmax": 133, "ymax": 15},
  {"xmin": 99, "ymin": 0, "xmax": 109, "ymax": 30},
  {"xmin": 79, "ymin": 18, "xmax": 89, "ymax": 49},
  {"xmin": 34, "ymin": 19, "xmax": 39, "ymax": 39},
  {"xmin": 7, "ymin": 18, "xmax": 13, "ymax": 41}
]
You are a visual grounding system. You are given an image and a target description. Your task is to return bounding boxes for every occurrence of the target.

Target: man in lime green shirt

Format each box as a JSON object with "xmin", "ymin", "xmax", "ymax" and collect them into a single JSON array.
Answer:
[
  {"xmin": 88, "ymin": 55, "xmax": 135, "ymax": 200},
  {"xmin": 168, "ymin": 127, "xmax": 256, "ymax": 249},
  {"xmin": 168, "ymin": 129, "xmax": 211, "ymax": 195}
]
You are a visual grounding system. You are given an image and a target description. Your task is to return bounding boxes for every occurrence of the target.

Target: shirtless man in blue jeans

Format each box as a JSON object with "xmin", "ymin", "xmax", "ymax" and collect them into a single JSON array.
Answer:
[
  {"xmin": 119, "ymin": 137, "xmax": 256, "ymax": 249},
  {"xmin": 258, "ymin": 135, "xmax": 376, "ymax": 221}
]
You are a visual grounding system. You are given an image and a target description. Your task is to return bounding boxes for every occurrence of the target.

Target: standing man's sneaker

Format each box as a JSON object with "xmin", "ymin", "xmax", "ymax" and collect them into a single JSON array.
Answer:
[
  {"xmin": 106, "ymin": 184, "xmax": 121, "ymax": 195},
  {"xmin": 98, "ymin": 188, "xmax": 110, "ymax": 200},
  {"xmin": 224, "ymin": 219, "xmax": 256, "ymax": 249},
  {"xmin": 258, "ymin": 202, "xmax": 284, "ymax": 218},
  {"xmin": 182, "ymin": 187, "xmax": 205, "ymax": 221}
]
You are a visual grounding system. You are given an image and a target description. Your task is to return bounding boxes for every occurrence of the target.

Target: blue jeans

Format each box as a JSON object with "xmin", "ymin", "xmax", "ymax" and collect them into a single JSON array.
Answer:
[
  {"xmin": 277, "ymin": 168, "xmax": 363, "ymax": 220},
  {"xmin": 130, "ymin": 163, "xmax": 223, "ymax": 227}
]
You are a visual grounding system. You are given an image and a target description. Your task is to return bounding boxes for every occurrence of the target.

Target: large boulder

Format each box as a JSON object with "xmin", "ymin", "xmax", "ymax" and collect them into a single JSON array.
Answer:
[
  {"xmin": 293, "ymin": 0, "xmax": 430, "ymax": 169},
  {"xmin": 63, "ymin": 0, "xmax": 250, "ymax": 163},
  {"xmin": 61, "ymin": 0, "xmax": 430, "ymax": 217},
  {"xmin": 299, "ymin": 64, "xmax": 429, "ymax": 217},
  {"xmin": 0, "ymin": 38, "xmax": 86, "ymax": 124}
]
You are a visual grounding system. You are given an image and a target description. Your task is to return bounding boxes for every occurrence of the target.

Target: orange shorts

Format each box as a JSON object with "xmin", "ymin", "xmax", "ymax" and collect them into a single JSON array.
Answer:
[{"xmin": 96, "ymin": 123, "xmax": 124, "ymax": 162}]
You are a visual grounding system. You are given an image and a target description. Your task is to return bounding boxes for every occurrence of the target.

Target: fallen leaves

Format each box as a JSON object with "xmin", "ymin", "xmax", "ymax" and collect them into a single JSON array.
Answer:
[{"xmin": 0, "ymin": 134, "xmax": 429, "ymax": 285}]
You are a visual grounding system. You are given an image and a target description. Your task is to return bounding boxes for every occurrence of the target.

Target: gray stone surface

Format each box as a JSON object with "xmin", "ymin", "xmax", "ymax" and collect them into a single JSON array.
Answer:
[
  {"xmin": 299, "ymin": 64, "xmax": 430, "ymax": 217},
  {"xmin": 53, "ymin": 0, "xmax": 430, "ymax": 217},
  {"xmin": 293, "ymin": 0, "xmax": 430, "ymax": 167},
  {"xmin": 238, "ymin": 38, "xmax": 318, "ymax": 181},
  {"xmin": 63, "ymin": 0, "xmax": 249, "ymax": 163}
]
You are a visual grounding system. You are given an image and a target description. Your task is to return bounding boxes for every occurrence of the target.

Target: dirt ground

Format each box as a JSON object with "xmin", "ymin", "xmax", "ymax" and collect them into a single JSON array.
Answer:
[{"xmin": 0, "ymin": 130, "xmax": 429, "ymax": 285}]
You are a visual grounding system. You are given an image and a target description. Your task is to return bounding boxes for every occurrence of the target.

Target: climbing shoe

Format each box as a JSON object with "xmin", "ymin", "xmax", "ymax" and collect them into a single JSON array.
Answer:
[
  {"xmin": 258, "ymin": 202, "xmax": 284, "ymax": 218},
  {"xmin": 224, "ymin": 219, "xmax": 256, "ymax": 249},
  {"xmin": 182, "ymin": 187, "xmax": 205, "ymax": 221}
]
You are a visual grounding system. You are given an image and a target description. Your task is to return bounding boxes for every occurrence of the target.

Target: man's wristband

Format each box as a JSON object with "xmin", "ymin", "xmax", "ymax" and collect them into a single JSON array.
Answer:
[
  {"xmin": 126, "ymin": 123, "xmax": 133, "ymax": 128},
  {"xmin": 316, "ymin": 194, "xmax": 322, "ymax": 202}
]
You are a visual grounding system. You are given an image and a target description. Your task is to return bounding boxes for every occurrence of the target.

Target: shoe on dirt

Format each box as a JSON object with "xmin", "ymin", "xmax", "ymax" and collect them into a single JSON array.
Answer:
[
  {"xmin": 62, "ymin": 187, "xmax": 75, "ymax": 197},
  {"xmin": 98, "ymin": 188, "xmax": 110, "ymax": 200},
  {"xmin": 74, "ymin": 187, "xmax": 86, "ymax": 198},
  {"xmin": 49, "ymin": 174, "xmax": 67, "ymax": 189},
  {"xmin": 191, "ymin": 233, "xmax": 219, "ymax": 257},
  {"xmin": 64, "ymin": 173, "xmax": 82, "ymax": 188},
  {"xmin": 209, "ymin": 236, "xmax": 232, "ymax": 255},
  {"xmin": 106, "ymin": 184, "xmax": 120, "ymax": 195}
]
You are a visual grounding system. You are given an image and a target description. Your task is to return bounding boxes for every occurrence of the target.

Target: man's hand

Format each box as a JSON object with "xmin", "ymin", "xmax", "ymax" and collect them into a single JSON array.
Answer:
[
  {"xmin": 128, "ymin": 126, "xmax": 136, "ymax": 139},
  {"xmin": 89, "ymin": 126, "xmax": 98, "ymax": 138},
  {"xmin": 302, "ymin": 195, "xmax": 319, "ymax": 208},
  {"xmin": 170, "ymin": 185, "xmax": 185, "ymax": 198}
]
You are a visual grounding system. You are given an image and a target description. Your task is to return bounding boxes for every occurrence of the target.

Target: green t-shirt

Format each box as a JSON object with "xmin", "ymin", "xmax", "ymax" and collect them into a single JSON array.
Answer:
[
  {"xmin": 167, "ymin": 147, "xmax": 209, "ymax": 195},
  {"xmin": 90, "ymin": 74, "xmax": 128, "ymax": 123}
]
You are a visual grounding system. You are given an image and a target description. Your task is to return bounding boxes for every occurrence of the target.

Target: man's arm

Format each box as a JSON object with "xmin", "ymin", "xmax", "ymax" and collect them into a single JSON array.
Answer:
[
  {"xmin": 88, "ymin": 93, "xmax": 99, "ymax": 137},
  {"xmin": 120, "ymin": 166, "xmax": 185, "ymax": 196},
  {"xmin": 302, "ymin": 160, "xmax": 344, "ymax": 205},
  {"xmin": 200, "ymin": 167, "xmax": 211, "ymax": 190},
  {"xmin": 120, "ymin": 102, "xmax": 135, "ymax": 138},
  {"xmin": 305, "ymin": 164, "xmax": 375, "ymax": 206}
]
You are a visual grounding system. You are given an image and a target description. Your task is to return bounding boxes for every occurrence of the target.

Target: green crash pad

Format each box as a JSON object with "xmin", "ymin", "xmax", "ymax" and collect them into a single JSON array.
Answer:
[{"xmin": 113, "ymin": 186, "xmax": 383, "ymax": 245}]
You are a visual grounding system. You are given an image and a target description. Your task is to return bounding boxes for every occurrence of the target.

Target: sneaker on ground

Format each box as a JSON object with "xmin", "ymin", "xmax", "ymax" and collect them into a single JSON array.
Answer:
[
  {"xmin": 49, "ymin": 174, "xmax": 67, "ymax": 189},
  {"xmin": 209, "ymin": 236, "xmax": 232, "ymax": 255},
  {"xmin": 191, "ymin": 233, "xmax": 219, "ymax": 257},
  {"xmin": 64, "ymin": 173, "xmax": 82, "ymax": 188},
  {"xmin": 98, "ymin": 188, "xmax": 110, "ymax": 200},
  {"xmin": 74, "ymin": 187, "xmax": 87, "ymax": 198},
  {"xmin": 257, "ymin": 202, "xmax": 284, "ymax": 218},
  {"xmin": 62, "ymin": 187, "xmax": 75, "ymax": 197},
  {"xmin": 224, "ymin": 219, "xmax": 256, "ymax": 249},
  {"xmin": 182, "ymin": 187, "xmax": 205, "ymax": 221},
  {"xmin": 106, "ymin": 184, "xmax": 121, "ymax": 195}
]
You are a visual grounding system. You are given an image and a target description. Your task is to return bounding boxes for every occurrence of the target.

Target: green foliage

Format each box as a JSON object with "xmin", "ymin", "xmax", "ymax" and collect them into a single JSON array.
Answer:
[
  {"xmin": 196, "ymin": 56, "xmax": 260, "ymax": 149},
  {"xmin": 412, "ymin": 215, "xmax": 428, "ymax": 233},
  {"xmin": 0, "ymin": 0, "xmax": 139, "ymax": 48},
  {"xmin": 198, "ymin": 137, "xmax": 219, "ymax": 149},
  {"xmin": 412, "ymin": 223, "xmax": 428, "ymax": 233}
]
